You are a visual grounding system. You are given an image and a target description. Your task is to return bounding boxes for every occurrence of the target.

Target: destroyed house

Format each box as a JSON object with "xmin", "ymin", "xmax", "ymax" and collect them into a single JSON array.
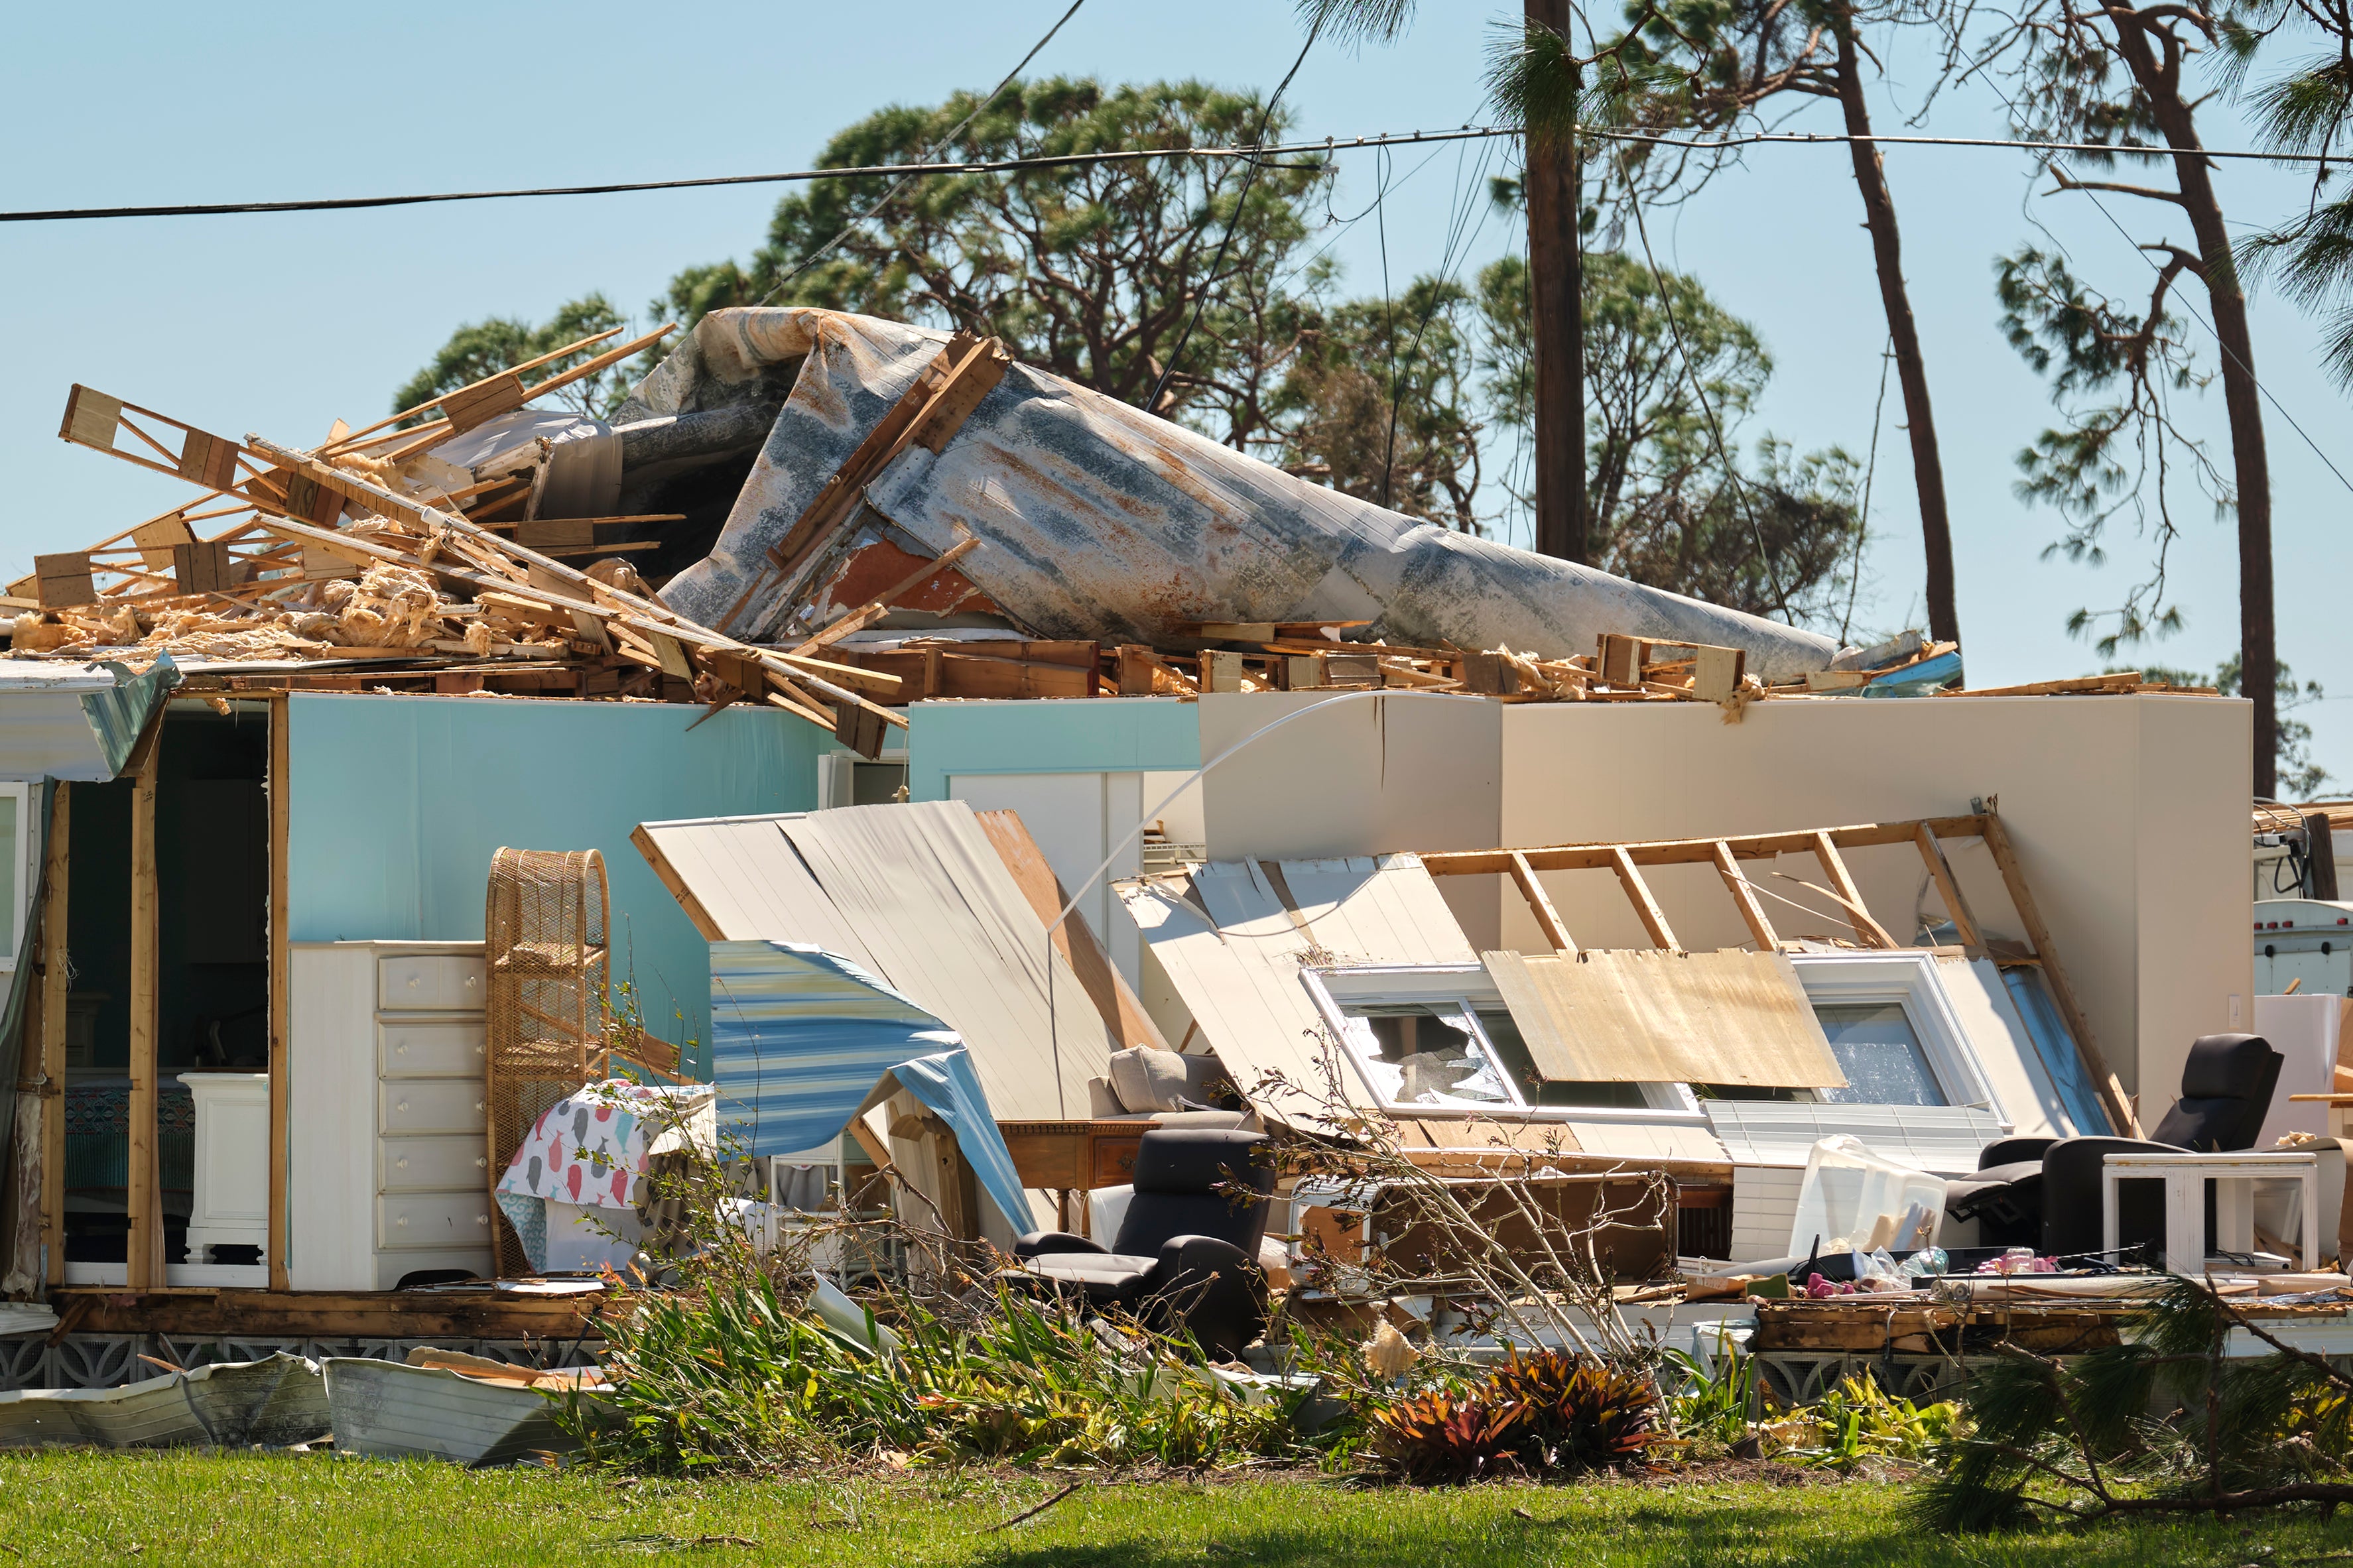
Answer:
[{"xmin": 0, "ymin": 302, "xmax": 2253, "ymax": 1374}]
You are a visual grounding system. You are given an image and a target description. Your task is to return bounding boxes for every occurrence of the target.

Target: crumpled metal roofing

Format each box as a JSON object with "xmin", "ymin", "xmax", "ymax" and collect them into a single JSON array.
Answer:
[{"xmin": 625, "ymin": 309, "xmax": 1843, "ymax": 679}]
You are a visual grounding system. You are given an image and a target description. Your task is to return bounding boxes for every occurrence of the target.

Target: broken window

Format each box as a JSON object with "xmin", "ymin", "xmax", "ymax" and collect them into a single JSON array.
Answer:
[
  {"xmin": 1336, "ymin": 1002, "xmax": 1519, "ymax": 1111},
  {"xmin": 1812, "ymin": 1002, "xmax": 1947, "ymax": 1107}
]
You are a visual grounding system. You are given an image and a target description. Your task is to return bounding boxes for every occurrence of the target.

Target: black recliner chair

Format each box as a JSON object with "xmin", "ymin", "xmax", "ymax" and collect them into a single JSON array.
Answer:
[
  {"xmin": 1946, "ymin": 1032, "xmax": 2285, "ymax": 1258},
  {"xmin": 1011, "ymin": 1127, "xmax": 1274, "ymax": 1360}
]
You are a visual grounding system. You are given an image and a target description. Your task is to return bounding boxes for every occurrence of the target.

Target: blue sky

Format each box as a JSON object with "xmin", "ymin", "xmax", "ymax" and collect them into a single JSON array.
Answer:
[{"xmin": 3, "ymin": 1, "xmax": 2347, "ymax": 781}]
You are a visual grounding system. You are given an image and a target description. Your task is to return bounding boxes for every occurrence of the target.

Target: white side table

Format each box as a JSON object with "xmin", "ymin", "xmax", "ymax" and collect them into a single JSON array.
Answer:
[
  {"xmin": 2102, "ymin": 1150, "xmax": 2322, "ymax": 1274},
  {"xmin": 180, "ymin": 1072, "xmax": 270, "ymax": 1264}
]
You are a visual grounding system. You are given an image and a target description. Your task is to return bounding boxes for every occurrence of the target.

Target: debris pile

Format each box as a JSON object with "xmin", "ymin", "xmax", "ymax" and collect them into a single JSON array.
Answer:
[{"xmin": 15, "ymin": 308, "xmax": 2198, "ymax": 748}]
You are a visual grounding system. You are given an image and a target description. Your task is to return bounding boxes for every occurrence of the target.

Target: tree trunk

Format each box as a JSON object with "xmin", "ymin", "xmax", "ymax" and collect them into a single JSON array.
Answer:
[
  {"xmin": 1526, "ymin": 0, "xmax": 1587, "ymax": 562},
  {"xmin": 1832, "ymin": 17, "xmax": 1958, "ymax": 648},
  {"xmin": 2104, "ymin": 13, "xmax": 2278, "ymax": 797}
]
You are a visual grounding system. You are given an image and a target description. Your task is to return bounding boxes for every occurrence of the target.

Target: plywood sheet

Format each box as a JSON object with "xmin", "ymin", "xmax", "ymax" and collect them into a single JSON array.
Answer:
[{"xmin": 1484, "ymin": 948, "xmax": 1846, "ymax": 1088}]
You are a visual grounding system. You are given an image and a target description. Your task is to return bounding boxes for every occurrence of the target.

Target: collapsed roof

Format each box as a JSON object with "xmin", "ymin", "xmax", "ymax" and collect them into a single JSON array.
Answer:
[{"xmin": 623, "ymin": 309, "xmax": 1845, "ymax": 680}]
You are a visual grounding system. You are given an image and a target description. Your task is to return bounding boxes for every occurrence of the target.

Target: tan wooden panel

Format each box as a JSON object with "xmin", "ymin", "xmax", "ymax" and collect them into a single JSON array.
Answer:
[{"xmin": 1484, "ymin": 947, "xmax": 1846, "ymax": 1088}]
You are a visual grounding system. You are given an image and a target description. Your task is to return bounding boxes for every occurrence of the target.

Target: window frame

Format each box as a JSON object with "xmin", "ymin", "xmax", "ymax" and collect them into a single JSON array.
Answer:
[
  {"xmin": 1300, "ymin": 963, "xmax": 1705, "ymax": 1123},
  {"xmin": 1783, "ymin": 951, "xmax": 2005, "ymax": 1122},
  {"xmin": 0, "ymin": 782, "xmax": 33, "ymax": 977},
  {"xmin": 1302, "ymin": 953, "xmax": 2007, "ymax": 1126}
]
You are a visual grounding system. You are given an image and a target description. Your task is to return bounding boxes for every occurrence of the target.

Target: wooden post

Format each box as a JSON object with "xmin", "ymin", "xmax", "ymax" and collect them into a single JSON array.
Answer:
[
  {"xmin": 38, "ymin": 786, "xmax": 68, "ymax": 1286},
  {"xmin": 1610, "ymin": 847, "xmax": 1679, "ymax": 951},
  {"xmin": 1712, "ymin": 840, "xmax": 1780, "ymax": 951},
  {"xmin": 1912, "ymin": 821, "xmax": 1983, "ymax": 953},
  {"xmin": 1509, "ymin": 851, "xmax": 1576, "ymax": 953},
  {"xmin": 1809, "ymin": 831, "xmax": 1897, "ymax": 949},
  {"xmin": 267, "ymin": 695, "xmax": 291, "ymax": 1291},
  {"xmin": 127, "ymin": 726, "xmax": 162, "ymax": 1289},
  {"xmin": 1980, "ymin": 813, "xmax": 2142, "ymax": 1138}
]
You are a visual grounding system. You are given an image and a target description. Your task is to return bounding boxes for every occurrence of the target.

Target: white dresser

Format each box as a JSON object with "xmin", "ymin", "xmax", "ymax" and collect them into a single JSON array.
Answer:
[{"xmin": 288, "ymin": 941, "xmax": 497, "ymax": 1290}]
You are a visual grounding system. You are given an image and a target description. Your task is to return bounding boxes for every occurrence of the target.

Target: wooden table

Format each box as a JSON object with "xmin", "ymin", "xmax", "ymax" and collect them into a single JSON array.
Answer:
[{"xmin": 2103, "ymin": 1150, "xmax": 2322, "ymax": 1273}]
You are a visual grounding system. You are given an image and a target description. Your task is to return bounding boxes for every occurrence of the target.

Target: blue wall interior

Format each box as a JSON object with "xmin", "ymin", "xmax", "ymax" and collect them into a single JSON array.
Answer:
[
  {"xmin": 285, "ymin": 695, "xmax": 828, "ymax": 1073},
  {"xmin": 907, "ymin": 696, "xmax": 1200, "ymax": 801}
]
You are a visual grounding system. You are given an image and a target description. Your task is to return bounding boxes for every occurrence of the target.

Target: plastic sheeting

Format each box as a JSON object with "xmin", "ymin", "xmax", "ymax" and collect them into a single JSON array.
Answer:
[{"xmin": 626, "ymin": 309, "xmax": 1844, "ymax": 678}]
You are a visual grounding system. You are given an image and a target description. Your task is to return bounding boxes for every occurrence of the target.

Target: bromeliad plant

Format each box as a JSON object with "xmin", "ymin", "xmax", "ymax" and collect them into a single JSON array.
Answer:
[{"xmin": 1367, "ymin": 1351, "xmax": 1660, "ymax": 1482}]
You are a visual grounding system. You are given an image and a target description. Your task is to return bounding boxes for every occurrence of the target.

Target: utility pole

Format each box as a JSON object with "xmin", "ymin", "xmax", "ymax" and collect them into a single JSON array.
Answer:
[{"xmin": 1525, "ymin": 0, "xmax": 1586, "ymax": 562}]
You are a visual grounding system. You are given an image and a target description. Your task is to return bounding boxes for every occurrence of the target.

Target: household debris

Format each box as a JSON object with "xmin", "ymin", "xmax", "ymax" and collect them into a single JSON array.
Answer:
[
  {"xmin": 15, "ymin": 313, "xmax": 1980, "ymax": 751},
  {"xmin": 321, "ymin": 1352, "xmax": 607, "ymax": 1468}
]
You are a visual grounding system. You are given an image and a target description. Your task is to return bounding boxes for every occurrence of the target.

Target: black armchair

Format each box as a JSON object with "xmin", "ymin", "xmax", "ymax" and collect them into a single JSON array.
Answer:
[
  {"xmin": 1012, "ymin": 1128, "xmax": 1274, "ymax": 1360},
  {"xmin": 1946, "ymin": 1033, "xmax": 2285, "ymax": 1257}
]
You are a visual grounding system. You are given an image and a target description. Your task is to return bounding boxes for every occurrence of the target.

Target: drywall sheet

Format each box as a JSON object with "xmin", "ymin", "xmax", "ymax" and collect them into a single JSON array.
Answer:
[
  {"xmin": 1485, "ymin": 949, "xmax": 1846, "ymax": 1088},
  {"xmin": 633, "ymin": 308, "xmax": 1840, "ymax": 676},
  {"xmin": 286, "ymin": 695, "xmax": 827, "ymax": 1073},
  {"xmin": 642, "ymin": 800, "xmax": 1113, "ymax": 1122}
]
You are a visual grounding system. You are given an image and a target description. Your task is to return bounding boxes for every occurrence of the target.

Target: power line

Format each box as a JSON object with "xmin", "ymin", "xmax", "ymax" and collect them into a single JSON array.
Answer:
[
  {"xmin": 13, "ymin": 124, "xmax": 2348, "ymax": 226},
  {"xmin": 757, "ymin": 0, "xmax": 1088, "ymax": 305},
  {"xmin": 1142, "ymin": 18, "xmax": 1322, "ymax": 416}
]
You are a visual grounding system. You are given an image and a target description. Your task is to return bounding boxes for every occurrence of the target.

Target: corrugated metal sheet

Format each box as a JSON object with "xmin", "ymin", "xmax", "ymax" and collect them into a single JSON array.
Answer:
[
  {"xmin": 0, "ymin": 656, "xmax": 178, "ymax": 782},
  {"xmin": 703, "ymin": 941, "xmax": 1031, "ymax": 1225},
  {"xmin": 636, "ymin": 800, "xmax": 1113, "ymax": 1122},
  {"xmin": 627, "ymin": 310, "xmax": 1845, "ymax": 678}
]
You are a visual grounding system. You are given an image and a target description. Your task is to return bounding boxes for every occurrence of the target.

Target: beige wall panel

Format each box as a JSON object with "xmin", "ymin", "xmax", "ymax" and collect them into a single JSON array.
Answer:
[
  {"xmin": 1197, "ymin": 692, "xmax": 1503, "ymax": 948},
  {"xmin": 2133, "ymin": 696, "xmax": 2255, "ymax": 1107}
]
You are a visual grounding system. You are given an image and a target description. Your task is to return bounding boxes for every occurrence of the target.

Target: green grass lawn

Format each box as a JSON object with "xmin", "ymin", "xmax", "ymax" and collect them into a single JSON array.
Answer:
[{"xmin": 0, "ymin": 1451, "xmax": 2343, "ymax": 1567}]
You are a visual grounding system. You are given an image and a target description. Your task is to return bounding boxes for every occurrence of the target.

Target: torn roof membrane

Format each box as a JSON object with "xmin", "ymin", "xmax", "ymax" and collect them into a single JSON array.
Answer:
[{"xmin": 630, "ymin": 308, "xmax": 1846, "ymax": 680}]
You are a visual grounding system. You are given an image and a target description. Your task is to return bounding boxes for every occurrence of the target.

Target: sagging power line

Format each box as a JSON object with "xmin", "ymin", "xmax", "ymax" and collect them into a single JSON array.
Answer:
[{"xmin": 4, "ymin": 125, "xmax": 2338, "ymax": 225}]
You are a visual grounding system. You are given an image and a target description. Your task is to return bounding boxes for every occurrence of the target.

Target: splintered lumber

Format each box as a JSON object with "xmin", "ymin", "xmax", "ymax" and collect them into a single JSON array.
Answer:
[
  {"xmin": 241, "ymin": 435, "xmax": 907, "ymax": 732},
  {"xmin": 58, "ymin": 387, "xmax": 249, "ymax": 494},
  {"xmin": 321, "ymin": 328, "xmax": 627, "ymax": 455}
]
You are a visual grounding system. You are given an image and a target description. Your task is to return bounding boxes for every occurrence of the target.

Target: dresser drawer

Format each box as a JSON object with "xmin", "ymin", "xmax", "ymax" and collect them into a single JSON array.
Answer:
[
  {"xmin": 377, "ymin": 1191, "xmax": 495, "ymax": 1250},
  {"xmin": 378, "ymin": 1079, "xmax": 487, "ymax": 1136},
  {"xmin": 379, "ymin": 1134, "xmax": 491, "ymax": 1193},
  {"xmin": 377, "ymin": 1022, "xmax": 486, "ymax": 1079},
  {"xmin": 377, "ymin": 954, "xmax": 485, "ymax": 1012}
]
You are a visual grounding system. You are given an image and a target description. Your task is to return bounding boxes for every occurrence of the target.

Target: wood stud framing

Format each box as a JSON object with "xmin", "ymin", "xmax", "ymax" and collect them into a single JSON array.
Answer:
[
  {"xmin": 267, "ymin": 695, "xmax": 292, "ymax": 1291},
  {"xmin": 37, "ymin": 786, "xmax": 68, "ymax": 1286},
  {"xmin": 126, "ymin": 723, "xmax": 162, "ymax": 1290},
  {"xmin": 1423, "ymin": 812, "xmax": 2138, "ymax": 1139}
]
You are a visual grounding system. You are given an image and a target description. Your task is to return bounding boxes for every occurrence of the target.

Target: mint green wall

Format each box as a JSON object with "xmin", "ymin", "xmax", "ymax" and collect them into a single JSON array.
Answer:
[
  {"xmin": 286, "ymin": 695, "xmax": 827, "ymax": 1073},
  {"xmin": 907, "ymin": 696, "xmax": 1200, "ymax": 801}
]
